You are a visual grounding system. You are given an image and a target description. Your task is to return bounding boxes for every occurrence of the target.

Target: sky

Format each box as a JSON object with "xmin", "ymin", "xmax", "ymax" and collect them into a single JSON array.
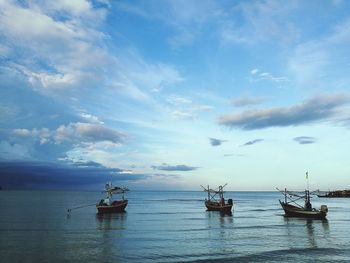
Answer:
[{"xmin": 1, "ymin": 0, "xmax": 350, "ymax": 191}]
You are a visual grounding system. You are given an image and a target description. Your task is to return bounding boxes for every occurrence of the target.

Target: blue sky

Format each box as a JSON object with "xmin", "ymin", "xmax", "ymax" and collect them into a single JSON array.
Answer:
[{"xmin": 1, "ymin": 0, "xmax": 350, "ymax": 190}]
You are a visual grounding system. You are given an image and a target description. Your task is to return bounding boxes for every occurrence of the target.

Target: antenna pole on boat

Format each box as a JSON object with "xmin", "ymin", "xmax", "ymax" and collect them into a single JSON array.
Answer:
[
  {"xmin": 284, "ymin": 188, "xmax": 287, "ymax": 204},
  {"xmin": 306, "ymin": 171, "xmax": 309, "ymax": 192},
  {"xmin": 219, "ymin": 185, "xmax": 223, "ymax": 200}
]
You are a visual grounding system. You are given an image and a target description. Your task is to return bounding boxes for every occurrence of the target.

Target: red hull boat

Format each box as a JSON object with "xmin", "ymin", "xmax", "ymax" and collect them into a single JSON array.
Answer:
[
  {"xmin": 97, "ymin": 200, "xmax": 128, "ymax": 214},
  {"xmin": 205, "ymin": 200, "xmax": 233, "ymax": 213},
  {"xmin": 97, "ymin": 182, "xmax": 129, "ymax": 214}
]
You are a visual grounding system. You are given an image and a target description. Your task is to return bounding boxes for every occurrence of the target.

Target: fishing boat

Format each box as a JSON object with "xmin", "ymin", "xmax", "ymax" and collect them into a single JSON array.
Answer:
[
  {"xmin": 201, "ymin": 184, "xmax": 233, "ymax": 214},
  {"xmin": 277, "ymin": 188, "xmax": 328, "ymax": 219},
  {"xmin": 96, "ymin": 182, "xmax": 129, "ymax": 214}
]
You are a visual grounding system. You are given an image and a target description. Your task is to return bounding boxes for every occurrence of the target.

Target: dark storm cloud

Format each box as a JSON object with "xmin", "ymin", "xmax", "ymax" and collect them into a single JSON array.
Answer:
[
  {"xmin": 209, "ymin": 137, "xmax": 227, "ymax": 146},
  {"xmin": 151, "ymin": 164, "xmax": 198, "ymax": 171},
  {"xmin": 293, "ymin": 136, "xmax": 317, "ymax": 144},
  {"xmin": 218, "ymin": 93, "xmax": 350, "ymax": 130},
  {"xmin": 241, "ymin": 139, "xmax": 264, "ymax": 146},
  {"xmin": 72, "ymin": 160, "xmax": 106, "ymax": 167},
  {"xmin": 0, "ymin": 161, "xmax": 145, "ymax": 189}
]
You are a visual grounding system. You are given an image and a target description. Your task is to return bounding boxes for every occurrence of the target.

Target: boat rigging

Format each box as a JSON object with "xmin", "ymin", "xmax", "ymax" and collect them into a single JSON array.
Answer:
[
  {"xmin": 277, "ymin": 175, "xmax": 328, "ymax": 220},
  {"xmin": 96, "ymin": 182, "xmax": 129, "ymax": 214},
  {"xmin": 201, "ymin": 184, "xmax": 233, "ymax": 214}
]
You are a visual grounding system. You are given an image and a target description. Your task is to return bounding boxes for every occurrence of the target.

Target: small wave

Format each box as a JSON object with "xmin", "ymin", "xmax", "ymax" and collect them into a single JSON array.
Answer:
[
  {"xmin": 248, "ymin": 208, "xmax": 279, "ymax": 212},
  {"xmin": 163, "ymin": 199, "xmax": 203, "ymax": 202},
  {"xmin": 140, "ymin": 251, "xmax": 228, "ymax": 262},
  {"xmin": 135, "ymin": 212, "xmax": 179, "ymax": 215},
  {"xmin": 185, "ymin": 217, "xmax": 206, "ymax": 221},
  {"xmin": 233, "ymin": 224, "xmax": 285, "ymax": 230},
  {"xmin": 180, "ymin": 247, "xmax": 349, "ymax": 263},
  {"xmin": 138, "ymin": 199, "xmax": 203, "ymax": 203}
]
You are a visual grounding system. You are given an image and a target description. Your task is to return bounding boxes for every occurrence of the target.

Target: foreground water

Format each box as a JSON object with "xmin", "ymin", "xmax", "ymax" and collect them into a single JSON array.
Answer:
[{"xmin": 0, "ymin": 190, "xmax": 349, "ymax": 262}]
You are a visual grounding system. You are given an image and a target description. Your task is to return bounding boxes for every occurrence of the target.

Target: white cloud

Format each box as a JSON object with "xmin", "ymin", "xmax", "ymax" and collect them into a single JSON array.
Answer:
[
  {"xmin": 80, "ymin": 113, "xmax": 103, "ymax": 124},
  {"xmin": 191, "ymin": 104, "xmax": 214, "ymax": 112},
  {"xmin": 38, "ymin": 128, "xmax": 51, "ymax": 145},
  {"xmin": 55, "ymin": 122, "xmax": 126, "ymax": 145},
  {"xmin": 27, "ymin": 71, "xmax": 83, "ymax": 90},
  {"xmin": 0, "ymin": 0, "xmax": 185, "ymax": 108},
  {"xmin": 128, "ymin": 61, "xmax": 184, "ymax": 91},
  {"xmin": 288, "ymin": 17, "xmax": 350, "ymax": 89},
  {"xmin": 13, "ymin": 129, "xmax": 32, "ymax": 137},
  {"xmin": 250, "ymin": 68, "xmax": 259, "ymax": 75},
  {"xmin": 167, "ymin": 95, "xmax": 192, "ymax": 105},
  {"xmin": 166, "ymin": 95, "xmax": 213, "ymax": 120},
  {"xmin": 0, "ymin": 0, "xmax": 108, "ymax": 92},
  {"xmin": 46, "ymin": 0, "xmax": 97, "ymax": 17},
  {"xmin": 11, "ymin": 121, "xmax": 126, "ymax": 148},
  {"xmin": 110, "ymin": 51, "xmax": 184, "ymax": 101},
  {"xmin": 12, "ymin": 128, "xmax": 52, "ymax": 144},
  {"xmin": 220, "ymin": 1, "xmax": 299, "ymax": 45},
  {"xmin": 172, "ymin": 110, "xmax": 194, "ymax": 120},
  {"xmin": 288, "ymin": 42, "xmax": 329, "ymax": 87},
  {"xmin": 249, "ymin": 69, "xmax": 288, "ymax": 83}
]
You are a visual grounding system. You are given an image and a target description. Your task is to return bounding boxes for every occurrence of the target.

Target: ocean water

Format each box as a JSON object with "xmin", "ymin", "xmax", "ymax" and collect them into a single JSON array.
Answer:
[{"xmin": 0, "ymin": 190, "xmax": 349, "ymax": 262}]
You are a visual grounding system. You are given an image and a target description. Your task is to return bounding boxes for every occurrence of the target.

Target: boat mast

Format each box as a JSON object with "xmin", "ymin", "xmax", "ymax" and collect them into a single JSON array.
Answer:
[
  {"xmin": 207, "ymin": 185, "xmax": 210, "ymax": 200},
  {"xmin": 284, "ymin": 188, "xmax": 287, "ymax": 203},
  {"xmin": 305, "ymin": 172, "xmax": 312, "ymax": 210},
  {"xmin": 219, "ymin": 185, "xmax": 223, "ymax": 200},
  {"xmin": 106, "ymin": 182, "xmax": 113, "ymax": 200},
  {"xmin": 306, "ymin": 171, "xmax": 310, "ymax": 206}
]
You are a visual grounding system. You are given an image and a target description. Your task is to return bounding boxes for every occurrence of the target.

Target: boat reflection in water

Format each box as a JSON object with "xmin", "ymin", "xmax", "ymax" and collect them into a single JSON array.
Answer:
[
  {"xmin": 96, "ymin": 212, "xmax": 127, "ymax": 229},
  {"xmin": 284, "ymin": 216, "xmax": 329, "ymax": 248}
]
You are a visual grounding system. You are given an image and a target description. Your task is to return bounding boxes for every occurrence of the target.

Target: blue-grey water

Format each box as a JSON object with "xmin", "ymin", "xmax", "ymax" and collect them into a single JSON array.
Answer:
[{"xmin": 0, "ymin": 191, "xmax": 349, "ymax": 262}]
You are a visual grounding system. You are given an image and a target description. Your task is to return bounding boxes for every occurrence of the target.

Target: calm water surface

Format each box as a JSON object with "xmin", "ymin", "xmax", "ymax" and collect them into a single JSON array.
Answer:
[{"xmin": 0, "ymin": 191, "xmax": 349, "ymax": 262}]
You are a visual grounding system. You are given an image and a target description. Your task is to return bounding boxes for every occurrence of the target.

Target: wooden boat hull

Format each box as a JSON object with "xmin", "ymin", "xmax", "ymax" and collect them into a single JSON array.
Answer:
[
  {"xmin": 279, "ymin": 201, "xmax": 326, "ymax": 219},
  {"xmin": 96, "ymin": 200, "xmax": 128, "ymax": 214},
  {"xmin": 205, "ymin": 201, "xmax": 232, "ymax": 213}
]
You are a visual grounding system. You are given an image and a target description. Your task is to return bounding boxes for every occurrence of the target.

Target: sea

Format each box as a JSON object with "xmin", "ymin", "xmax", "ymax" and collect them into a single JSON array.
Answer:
[{"xmin": 0, "ymin": 190, "xmax": 349, "ymax": 262}]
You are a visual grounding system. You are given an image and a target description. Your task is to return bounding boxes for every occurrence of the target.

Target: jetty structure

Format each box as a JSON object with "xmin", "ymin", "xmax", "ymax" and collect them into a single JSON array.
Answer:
[
  {"xmin": 317, "ymin": 189, "xmax": 350, "ymax": 198},
  {"xmin": 96, "ymin": 182, "xmax": 129, "ymax": 214},
  {"xmin": 201, "ymin": 184, "xmax": 233, "ymax": 214}
]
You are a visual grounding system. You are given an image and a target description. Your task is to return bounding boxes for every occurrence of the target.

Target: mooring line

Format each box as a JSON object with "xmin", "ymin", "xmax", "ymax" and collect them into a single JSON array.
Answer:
[{"xmin": 67, "ymin": 203, "xmax": 96, "ymax": 215}]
